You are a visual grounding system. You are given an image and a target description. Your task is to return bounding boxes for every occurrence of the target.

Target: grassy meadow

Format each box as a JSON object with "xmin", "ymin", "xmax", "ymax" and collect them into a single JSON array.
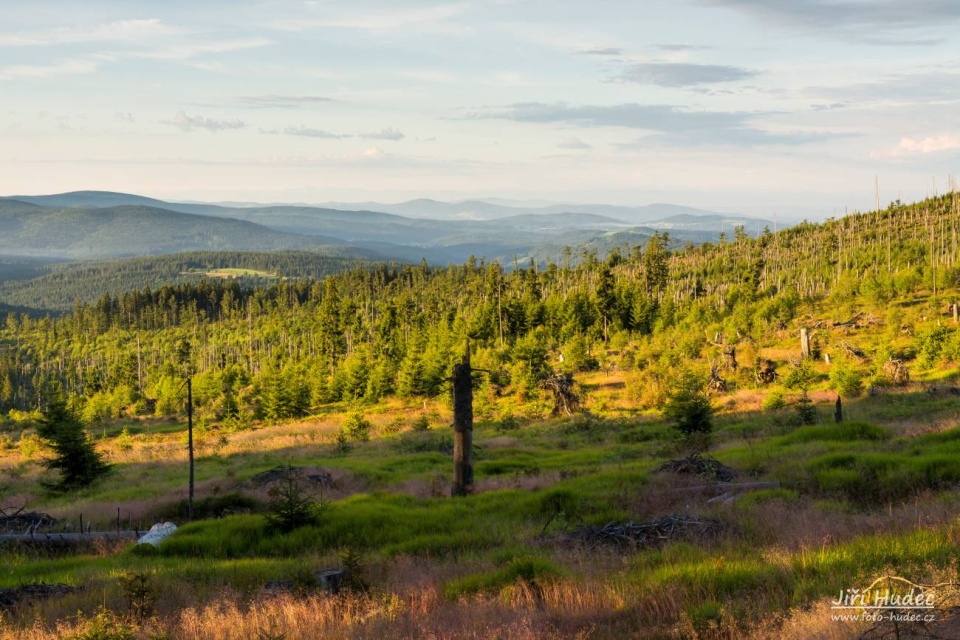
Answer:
[{"xmin": 3, "ymin": 339, "xmax": 960, "ymax": 639}]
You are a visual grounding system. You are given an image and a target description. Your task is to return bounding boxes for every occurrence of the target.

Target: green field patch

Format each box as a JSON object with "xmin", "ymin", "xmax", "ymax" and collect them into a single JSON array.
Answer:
[{"xmin": 443, "ymin": 557, "xmax": 563, "ymax": 599}]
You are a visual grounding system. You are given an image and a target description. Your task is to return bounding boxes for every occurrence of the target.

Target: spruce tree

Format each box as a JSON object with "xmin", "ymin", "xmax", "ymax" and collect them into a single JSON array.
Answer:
[{"xmin": 36, "ymin": 399, "xmax": 111, "ymax": 491}]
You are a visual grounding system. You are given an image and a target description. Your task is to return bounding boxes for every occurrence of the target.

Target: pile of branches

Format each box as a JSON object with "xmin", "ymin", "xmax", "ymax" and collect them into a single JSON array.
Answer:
[
  {"xmin": 245, "ymin": 466, "xmax": 332, "ymax": 489},
  {"xmin": 755, "ymin": 359, "xmax": 777, "ymax": 385},
  {"xmin": 882, "ymin": 358, "xmax": 909, "ymax": 386},
  {"xmin": 840, "ymin": 342, "xmax": 869, "ymax": 363},
  {"xmin": 565, "ymin": 516, "xmax": 724, "ymax": 550},
  {"xmin": 0, "ymin": 583, "xmax": 77, "ymax": 608},
  {"xmin": 0, "ymin": 507, "xmax": 57, "ymax": 534},
  {"xmin": 656, "ymin": 453, "xmax": 737, "ymax": 483},
  {"xmin": 540, "ymin": 373, "xmax": 580, "ymax": 416},
  {"xmin": 708, "ymin": 364, "xmax": 728, "ymax": 393}
]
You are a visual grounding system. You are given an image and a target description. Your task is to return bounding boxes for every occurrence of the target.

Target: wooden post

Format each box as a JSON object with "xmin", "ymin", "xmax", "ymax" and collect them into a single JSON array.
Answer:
[
  {"xmin": 953, "ymin": 303, "xmax": 958, "ymax": 323},
  {"xmin": 452, "ymin": 344, "xmax": 474, "ymax": 497},
  {"xmin": 800, "ymin": 329, "xmax": 811, "ymax": 359},
  {"xmin": 834, "ymin": 396, "xmax": 843, "ymax": 423},
  {"xmin": 187, "ymin": 377, "xmax": 195, "ymax": 520}
]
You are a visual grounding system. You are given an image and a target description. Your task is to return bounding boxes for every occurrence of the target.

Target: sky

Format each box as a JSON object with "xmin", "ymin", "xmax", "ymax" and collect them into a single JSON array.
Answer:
[{"xmin": 1, "ymin": 0, "xmax": 958, "ymax": 218}]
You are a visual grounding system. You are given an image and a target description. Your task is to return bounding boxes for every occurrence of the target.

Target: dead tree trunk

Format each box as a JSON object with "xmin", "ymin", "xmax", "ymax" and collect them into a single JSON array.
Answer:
[
  {"xmin": 187, "ymin": 377, "xmax": 195, "ymax": 520},
  {"xmin": 800, "ymin": 328, "xmax": 811, "ymax": 359},
  {"xmin": 452, "ymin": 346, "xmax": 473, "ymax": 497}
]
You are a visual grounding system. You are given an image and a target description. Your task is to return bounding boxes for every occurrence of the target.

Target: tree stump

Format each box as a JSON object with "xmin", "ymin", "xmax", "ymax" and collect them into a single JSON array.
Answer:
[{"xmin": 800, "ymin": 328, "xmax": 811, "ymax": 359}]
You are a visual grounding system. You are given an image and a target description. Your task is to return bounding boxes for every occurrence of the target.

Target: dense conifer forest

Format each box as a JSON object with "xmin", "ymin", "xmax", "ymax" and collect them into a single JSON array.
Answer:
[{"xmin": 1, "ymin": 193, "xmax": 958, "ymax": 427}]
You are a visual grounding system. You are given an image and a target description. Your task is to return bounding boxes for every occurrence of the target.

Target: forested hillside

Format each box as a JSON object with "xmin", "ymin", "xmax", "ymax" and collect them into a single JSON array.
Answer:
[
  {"xmin": 0, "ymin": 250, "xmax": 371, "ymax": 312},
  {"xmin": 0, "ymin": 202, "xmax": 337, "ymax": 258},
  {"xmin": 1, "ymin": 193, "xmax": 957, "ymax": 425}
]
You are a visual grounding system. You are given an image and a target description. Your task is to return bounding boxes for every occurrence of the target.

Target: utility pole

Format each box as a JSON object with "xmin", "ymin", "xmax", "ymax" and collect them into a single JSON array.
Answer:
[
  {"xmin": 187, "ymin": 376, "xmax": 194, "ymax": 520},
  {"xmin": 177, "ymin": 339, "xmax": 196, "ymax": 521}
]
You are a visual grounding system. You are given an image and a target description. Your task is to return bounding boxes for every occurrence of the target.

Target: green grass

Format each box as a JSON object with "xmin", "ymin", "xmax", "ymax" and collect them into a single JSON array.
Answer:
[
  {"xmin": 776, "ymin": 421, "xmax": 891, "ymax": 444},
  {"xmin": 443, "ymin": 557, "xmax": 563, "ymax": 599},
  {"xmin": 634, "ymin": 522, "xmax": 960, "ymax": 610},
  {"xmin": 7, "ymin": 379, "xmax": 960, "ymax": 638}
]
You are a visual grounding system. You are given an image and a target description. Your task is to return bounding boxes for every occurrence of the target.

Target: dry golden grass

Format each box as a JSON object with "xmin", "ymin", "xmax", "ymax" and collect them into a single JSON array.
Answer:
[
  {"xmin": 748, "ymin": 599, "xmax": 866, "ymax": 640},
  {"xmin": 0, "ymin": 581, "xmax": 642, "ymax": 640}
]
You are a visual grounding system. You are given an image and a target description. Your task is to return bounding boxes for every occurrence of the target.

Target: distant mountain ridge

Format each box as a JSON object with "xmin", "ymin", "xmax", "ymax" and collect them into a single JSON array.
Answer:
[
  {"xmin": 0, "ymin": 191, "xmax": 774, "ymax": 264},
  {"xmin": 0, "ymin": 201, "xmax": 341, "ymax": 259},
  {"xmin": 5, "ymin": 191, "xmax": 767, "ymax": 227}
]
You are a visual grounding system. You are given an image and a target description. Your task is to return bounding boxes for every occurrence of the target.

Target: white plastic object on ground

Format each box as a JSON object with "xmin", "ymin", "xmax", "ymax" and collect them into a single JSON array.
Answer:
[{"xmin": 136, "ymin": 522, "xmax": 177, "ymax": 546}]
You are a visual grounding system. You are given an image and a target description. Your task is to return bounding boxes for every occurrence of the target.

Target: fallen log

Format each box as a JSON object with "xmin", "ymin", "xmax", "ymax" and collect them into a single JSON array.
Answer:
[
  {"xmin": 672, "ymin": 481, "xmax": 780, "ymax": 494},
  {"xmin": 0, "ymin": 583, "xmax": 77, "ymax": 608},
  {"xmin": 0, "ymin": 531, "xmax": 139, "ymax": 543},
  {"xmin": 0, "ymin": 506, "xmax": 57, "ymax": 534}
]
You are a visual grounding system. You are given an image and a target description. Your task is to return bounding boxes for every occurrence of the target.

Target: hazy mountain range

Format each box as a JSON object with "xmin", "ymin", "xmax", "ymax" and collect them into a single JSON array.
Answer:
[{"xmin": 0, "ymin": 191, "xmax": 774, "ymax": 264}]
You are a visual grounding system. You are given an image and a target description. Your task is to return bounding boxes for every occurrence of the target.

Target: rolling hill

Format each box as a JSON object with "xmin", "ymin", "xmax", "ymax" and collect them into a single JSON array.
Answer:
[
  {"xmin": 0, "ymin": 250, "xmax": 370, "ymax": 312},
  {"xmin": 0, "ymin": 202, "xmax": 342, "ymax": 259}
]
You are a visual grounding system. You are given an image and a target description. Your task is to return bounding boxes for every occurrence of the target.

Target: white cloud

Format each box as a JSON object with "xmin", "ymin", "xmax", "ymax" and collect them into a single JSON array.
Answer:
[
  {"xmin": 402, "ymin": 70, "xmax": 458, "ymax": 84},
  {"xmin": 0, "ymin": 19, "xmax": 177, "ymax": 46},
  {"xmin": 558, "ymin": 137, "xmax": 591, "ymax": 150},
  {"xmin": 262, "ymin": 126, "xmax": 404, "ymax": 141},
  {"xmin": 163, "ymin": 111, "xmax": 245, "ymax": 133},
  {"xmin": 240, "ymin": 95, "xmax": 332, "ymax": 109},
  {"xmin": 272, "ymin": 4, "xmax": 467, "ymax": 32},
  {"xmin": 360, "ymin": 128, "xmax": 405, "ymax": 141},
  {"xmin": 263, "ymin": 126, "xmax": 349, "ymax": 139},
  {"xmin": 0, "ymin": 57, "xmax": 101, "ymax": 80},
  {"xmin": 873, "ymin": 134, "xmax": 960, "ymax": 158},
  {"xmin": 362, "ymin": 148, "xmax": 386, "ymax": 159},
  {"xmin": 138, "ymin": 37, "xmax": 272, "ymax": 61}
]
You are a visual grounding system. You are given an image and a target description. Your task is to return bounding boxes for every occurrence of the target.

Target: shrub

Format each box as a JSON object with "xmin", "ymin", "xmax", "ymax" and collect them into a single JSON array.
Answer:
[
  {"xmin": 829, "ymin": 359, "xmax": 864, "ymax": 397},
  {"xmin": 761, "ymin": 390, "xmax": 786, "ymax": 412},
  {"xmin": 783, "ymin": 360, "xmax": 816, "ymax": 391},
  {"xmin": 663, "ymin": 373, "xmax": 714, "ymax": 438},
  {"xmin": 334, "ymin": 429, "xmax": 352, "ymax": 454},
  {"xmin": 340, "ymin": 546, "xmax": 371, "ymax": 593},
  {"xmin": 117, "ymin": 571, "xmax": 154, "ymax": 620},
  {"xmin": 65, "ymin": 607, "xmax": 136, "ymax": 640},
  {"xmin": 343, "ymin": 412, "xmax": 372, "ymax": 442},
  {"xmin": 115, "ymin": 427, "xmax": 133, "ymax": 452},
  {"xmin": 382, "ymin": 415, "xmax": 406, "ymax": 435},
  {"xmin": 266, "ymin": 477, "xmax": 327, "ymax": 533},
  {"xmin": 790, "ymin": 392, "xmax": 819, "ymax": 426},
  {"xmin": 917, "ymin": 325, "xmax": 952, "ymax": 367},
  {"xmin": 411, "ymin": 414, "xmax": 431, "ymax": 432},
  {"xmin": 221, "ymin": 411, "xmax": 253, "ymax": 433},
  {"xmin": 495, "ymin": 413, "xmax": 519, "ymax": 432},
  {"xmin": 537, "ymin": 489, "xmax": 582, "ymax": 534}
]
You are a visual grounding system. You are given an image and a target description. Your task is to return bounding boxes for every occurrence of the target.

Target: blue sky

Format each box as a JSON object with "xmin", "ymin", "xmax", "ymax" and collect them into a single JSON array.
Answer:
[{"xmin": 1, "ymin": 0, "xmax": 958, "ymax": 217}]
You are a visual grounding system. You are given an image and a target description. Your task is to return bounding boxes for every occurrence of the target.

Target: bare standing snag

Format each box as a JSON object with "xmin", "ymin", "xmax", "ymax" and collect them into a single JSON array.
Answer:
[{"xmin": 452, "ymin": 344, "xmax": 473, "ymax": 497}]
